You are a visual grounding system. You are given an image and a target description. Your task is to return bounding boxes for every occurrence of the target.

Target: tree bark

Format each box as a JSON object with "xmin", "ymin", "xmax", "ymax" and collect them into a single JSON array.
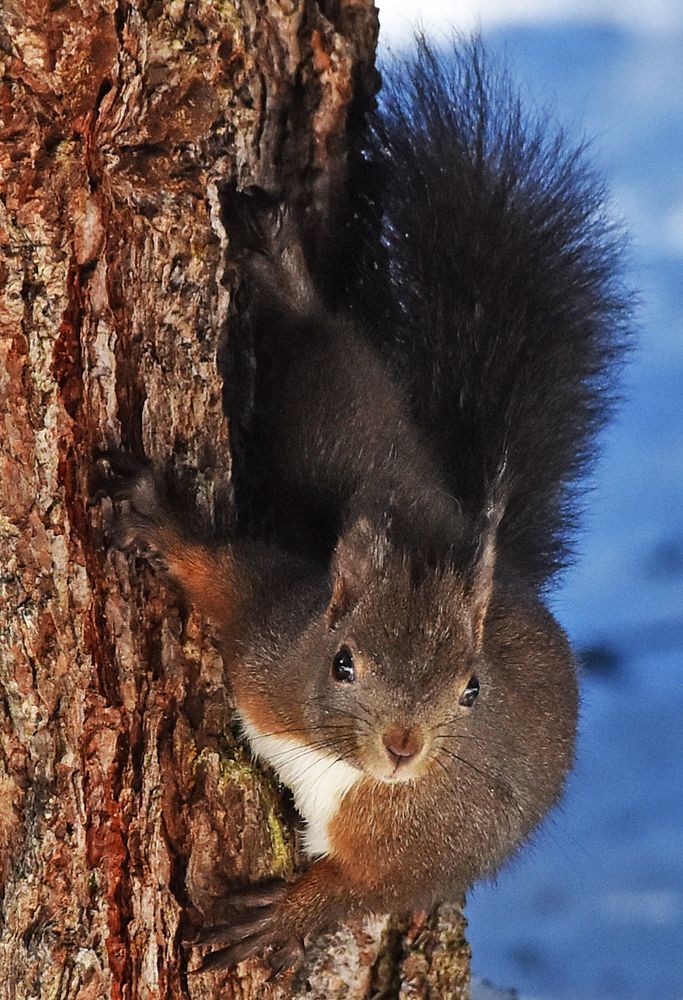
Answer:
[{"xmin": 0, "ymin": 1, "xmax": 470, "ymax": 997}]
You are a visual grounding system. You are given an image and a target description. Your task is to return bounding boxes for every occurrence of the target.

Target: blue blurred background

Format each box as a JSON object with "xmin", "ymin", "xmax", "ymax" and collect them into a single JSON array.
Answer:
[{"xmin": 380, "ymin": 4, "xmax": 683, "ymax": 998}]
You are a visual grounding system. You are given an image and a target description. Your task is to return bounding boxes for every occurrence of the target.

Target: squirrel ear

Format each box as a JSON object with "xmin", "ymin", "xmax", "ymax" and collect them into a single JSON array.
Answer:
[
  {"xmin": 468, "ymin": 485, "xmax": 507, "ymax": 650},
  {"xmin": 326, "ymin": 518, "xmax": 387, "ymax": 627}
]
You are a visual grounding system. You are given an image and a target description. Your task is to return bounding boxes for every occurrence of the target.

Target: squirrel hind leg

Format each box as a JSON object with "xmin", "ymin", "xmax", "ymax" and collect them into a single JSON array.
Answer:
[
  {"xmin": 219, "ymin": 183, "xmax": 318, "ymax": 316},
  {"xmin": 219, "ymin": 184, "xmax": 285, "ymax": 258}
]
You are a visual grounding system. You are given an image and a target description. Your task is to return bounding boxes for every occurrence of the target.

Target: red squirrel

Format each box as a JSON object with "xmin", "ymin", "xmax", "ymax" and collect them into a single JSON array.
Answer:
[{"xmin": 97, "ymin": 39, "xmax": 628, "ymax": 975}]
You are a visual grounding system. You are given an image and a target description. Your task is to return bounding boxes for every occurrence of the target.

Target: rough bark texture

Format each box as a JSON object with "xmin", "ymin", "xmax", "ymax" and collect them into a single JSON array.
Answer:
[{"xmin": 0, "ymin": 1, "xmax": 471, "ymax": 996}]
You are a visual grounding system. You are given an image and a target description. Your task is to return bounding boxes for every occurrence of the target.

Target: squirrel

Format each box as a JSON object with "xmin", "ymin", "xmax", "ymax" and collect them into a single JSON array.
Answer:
[{"xmin": 97, "ymin": 39, "xmax": 628, "ymax": 976}]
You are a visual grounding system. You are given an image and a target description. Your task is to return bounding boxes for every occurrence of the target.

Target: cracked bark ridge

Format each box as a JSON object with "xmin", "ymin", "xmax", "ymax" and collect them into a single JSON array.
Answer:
[{"xmin": 0, "ymin": 0, "xmax": 471, "ymax": 996}]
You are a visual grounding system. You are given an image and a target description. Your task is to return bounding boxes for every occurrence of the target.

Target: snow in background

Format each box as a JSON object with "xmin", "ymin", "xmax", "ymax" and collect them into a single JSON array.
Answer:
[{"xmin": 378, "ymin": 6, "xmax": 683, "ymax": 999}]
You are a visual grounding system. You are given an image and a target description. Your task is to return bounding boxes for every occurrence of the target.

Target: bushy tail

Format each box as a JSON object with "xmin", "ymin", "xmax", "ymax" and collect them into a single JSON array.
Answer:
[{"xmin": 350, "ymin": 37, "xmax": 631, "ymax": 588}]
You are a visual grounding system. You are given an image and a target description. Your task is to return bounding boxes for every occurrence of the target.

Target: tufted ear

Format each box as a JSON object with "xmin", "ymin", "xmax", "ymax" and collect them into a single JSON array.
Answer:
[
  {"xmin": 467, "ymin": 481, "xmax": 507, "ymax": 650},
  {"xmin": 326, "ymin": 518, "xmax": 388, "ymax": 627}
]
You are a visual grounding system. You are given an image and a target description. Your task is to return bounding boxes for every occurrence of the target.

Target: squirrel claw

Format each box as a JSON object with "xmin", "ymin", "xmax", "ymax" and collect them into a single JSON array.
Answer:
[
  {"xmin": 186, "ymin": 881, "xmax": 303, "ymax": 976},
  {"xmin": 192, "ymin": 913, "xmax": 274, "ymax": 949},
  {"xmin": 187, "ymin": 930, "xmax": 302, "ymax": 977},
  {"xmin": 218, "ymin": 183, "xmax": 285, "ymax": 259},
  {"xmin": 92, "ymin": 450, "xmax": 171, "ymax": 563},
  {"xmin": 93, "ymin": 449, "xmax": 165, "ymax": 524},
  {"xmin": 111, "ymin": 513, "xmax": 168, "ymax": 570},
  {"xmin": 266, "ymin": 937, "xmax": 305, "ymax": 977},
  {"xmin": 93, "ymin": 451, "xmax": 152, "ymax": 503}
]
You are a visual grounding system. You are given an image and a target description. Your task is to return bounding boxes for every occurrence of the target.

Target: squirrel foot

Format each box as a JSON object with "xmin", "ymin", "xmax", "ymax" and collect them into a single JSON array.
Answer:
[{"xmin": 186, "ymin": 880, "xmax": 304, "ymax": 975}]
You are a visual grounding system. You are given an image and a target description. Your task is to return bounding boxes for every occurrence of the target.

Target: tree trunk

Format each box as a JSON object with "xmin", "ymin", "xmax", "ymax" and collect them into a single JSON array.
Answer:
[{"xmin": 0, "ymin": 1, "xmax": 470, "ymax": 997}]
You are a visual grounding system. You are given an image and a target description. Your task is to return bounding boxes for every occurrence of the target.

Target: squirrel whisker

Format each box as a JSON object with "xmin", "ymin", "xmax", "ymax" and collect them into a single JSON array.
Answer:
[
  {"xmin": 262, "ymin": 735, "xmax": 358, "ymax": 768},
  {"xmin": 437, "ymin": 746, "xmax": 509, "ymax": 791},
  {"xmin": 249, "ymin": 724, "xmax": 359, "ymax": 741}
]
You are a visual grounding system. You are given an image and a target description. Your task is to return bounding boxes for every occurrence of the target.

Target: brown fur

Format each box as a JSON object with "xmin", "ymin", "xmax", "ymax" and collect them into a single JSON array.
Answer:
[
  {"xmin": 100, "ymin": 455, "xmax": 578, "ymax": 971},
  {"xmin": 97, "ymin": 37, "xmax": 627, "ymax": 972}
]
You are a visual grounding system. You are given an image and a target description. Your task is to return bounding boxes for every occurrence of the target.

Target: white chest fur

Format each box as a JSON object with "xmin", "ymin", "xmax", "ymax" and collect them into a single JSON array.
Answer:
[{"xmin": 239, "ymin": 713, "xmax": 361, "ymax": 857}]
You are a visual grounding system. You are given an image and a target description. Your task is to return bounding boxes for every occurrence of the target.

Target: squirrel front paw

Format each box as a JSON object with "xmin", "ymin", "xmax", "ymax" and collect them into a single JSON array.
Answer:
[
  {"xmin": 94, "ymin": 450, "xmax": 171, "ymax": 561},
  {"xmin": 186, "ymin": 879, "xmax": 305, "ymax": 976},
  {"xmin": 95, "ymin": 450, "xmax": 163, "ymax": 516}
]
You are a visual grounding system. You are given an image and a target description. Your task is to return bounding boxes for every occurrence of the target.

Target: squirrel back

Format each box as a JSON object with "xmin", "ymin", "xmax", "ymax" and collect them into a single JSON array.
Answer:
[{"xmin": 342, "ymin": 38, "xmax": 630, "ymax": 588}]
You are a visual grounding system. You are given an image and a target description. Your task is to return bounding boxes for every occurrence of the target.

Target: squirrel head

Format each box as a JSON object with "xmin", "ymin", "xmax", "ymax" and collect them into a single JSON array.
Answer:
[{"xmin": 297, "ymin": 514, "xmax": 522, "ymax": 785}]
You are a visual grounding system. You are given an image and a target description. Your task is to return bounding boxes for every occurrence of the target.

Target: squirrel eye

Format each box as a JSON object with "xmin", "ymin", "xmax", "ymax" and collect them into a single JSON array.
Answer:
[
  {"xmin": 459, "ymin": 675, "xmax": 480, "ymax": 707},
  {"xmin": 332, "ymin": 646, "xmax": 356, "ymax": 683}
]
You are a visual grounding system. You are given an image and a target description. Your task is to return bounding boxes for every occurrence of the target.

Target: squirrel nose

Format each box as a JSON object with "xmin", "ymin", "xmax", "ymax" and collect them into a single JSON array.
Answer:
[{"xmin": 382, "ymin": 727, "xmax": 423, "ymax": 766}]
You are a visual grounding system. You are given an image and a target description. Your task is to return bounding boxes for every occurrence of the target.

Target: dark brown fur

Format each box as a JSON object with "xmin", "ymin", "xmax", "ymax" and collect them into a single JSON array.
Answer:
[
  {"xmin": 99, "ymin": 454, "xmax": 577, "ymax": 972},
  {"xmin": 96, "ymin": 39, "xmax": 628, "ymax": 976}
]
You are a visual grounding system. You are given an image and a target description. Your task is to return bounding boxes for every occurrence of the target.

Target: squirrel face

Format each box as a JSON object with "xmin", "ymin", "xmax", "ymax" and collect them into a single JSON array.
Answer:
[
  {"xmin": 257, "ymin": 513, "xmax": 578, "ymax": 830},
  {"xmin": 310, "ymin": 579, "xmax": 483, "ymax": 784},
  {"xmin": 282, "ymin": 517, "xmax": 497, "ymax": 786}
]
